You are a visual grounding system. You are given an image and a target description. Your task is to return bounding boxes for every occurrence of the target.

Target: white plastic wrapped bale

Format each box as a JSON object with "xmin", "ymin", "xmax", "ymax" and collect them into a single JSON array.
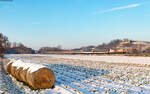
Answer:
[{"xmin": 6, "ymin": 59, "xmax": 55, "ymax": 89}]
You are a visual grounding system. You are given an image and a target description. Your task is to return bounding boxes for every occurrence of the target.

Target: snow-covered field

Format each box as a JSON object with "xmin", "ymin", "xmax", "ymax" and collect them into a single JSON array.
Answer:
[{"xmin": 1, "ymin": 54, "xmax": 150, "ymax": 94}]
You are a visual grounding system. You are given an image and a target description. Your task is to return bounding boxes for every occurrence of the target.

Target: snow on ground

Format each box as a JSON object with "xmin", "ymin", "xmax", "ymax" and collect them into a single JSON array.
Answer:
[
  {"xmin": 7, "ymin": 54, "xmax": 150, "ymax": 65},
  {"xmin": 2, "ymin": 54, "xmax": 150, "ymax": 94},
  {"xmin": 0, "ymin": 58, "xmax": 25, "ymax": 94}
]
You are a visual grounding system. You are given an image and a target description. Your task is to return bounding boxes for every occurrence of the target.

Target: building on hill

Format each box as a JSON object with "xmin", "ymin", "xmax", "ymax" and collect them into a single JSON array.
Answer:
[{"xmin": 117, "ymin": 40, "xmax": 150, "ymax": 54}]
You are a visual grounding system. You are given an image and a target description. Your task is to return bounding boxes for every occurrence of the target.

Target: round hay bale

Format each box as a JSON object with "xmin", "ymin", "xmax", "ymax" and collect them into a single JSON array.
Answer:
[
  {"xmin": 6, "ymin": 59, "xmax": 55, "ymax": 89},
  {"xmin": 15, "ymin": 67, "xmax": 24, "ymax": 81},
  {"xmin": 26, "ymin": 68, "xmax": 55, "ymax": 89},
  {"xmin": 6, "ymin": 62, "xmax": 13, "ymax": 74},
  {"xmin": 11, "ymin": 66, "xmax": 17, "ymax": 77},
  {"xmin": 19, "ymin": 68, "xmax": 29, "ymax": 82}
]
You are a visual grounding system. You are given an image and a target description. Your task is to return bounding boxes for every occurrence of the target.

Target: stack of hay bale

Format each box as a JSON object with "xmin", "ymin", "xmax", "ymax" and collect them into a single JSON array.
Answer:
[{"xmin": 6, "ymin": 59, "xmax": 55, "ymax": 89}]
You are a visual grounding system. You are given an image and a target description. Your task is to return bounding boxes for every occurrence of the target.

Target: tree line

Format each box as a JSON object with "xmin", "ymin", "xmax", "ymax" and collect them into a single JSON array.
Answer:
[
  {"xmin": 38, "ymin": 45, "xmax": 63, "ymax": 53},
  {"xmin": 0, "ymin": 33, "xmax": 35, "ymax": 55},
  {"xmin": 1, "ymin": 32, "xmax": 150, "ymax": 55}
]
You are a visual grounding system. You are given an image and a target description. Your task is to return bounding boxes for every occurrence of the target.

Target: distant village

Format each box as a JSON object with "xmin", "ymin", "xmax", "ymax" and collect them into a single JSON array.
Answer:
[
  {"xmin": 38, "ymin": 39, "xmax": 150, "ymax": 55},
  {"xmin": 1, "ymin": 32, "xmax": 150, "ymax": 56}
]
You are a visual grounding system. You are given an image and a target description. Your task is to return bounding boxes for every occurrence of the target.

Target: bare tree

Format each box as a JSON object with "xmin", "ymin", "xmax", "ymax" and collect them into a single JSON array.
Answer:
[
  {"xmin": 0, "ymin": 33, "xmax": 9, "ymax": 57},
  {"xmin": 12, "ymin": 42, "xmax": 17, "ymax": 48},
  {"xmin": 17, "ymin": 43, "xmax": 25, "ymax": 48},
  {"xmin": 6, "ymin": 42, "xmax": 11, "ymax": 49}
]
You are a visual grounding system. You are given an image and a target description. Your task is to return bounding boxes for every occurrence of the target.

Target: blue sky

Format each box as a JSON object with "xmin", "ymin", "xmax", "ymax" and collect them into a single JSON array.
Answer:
[{"xmin": 0, "ymin": 0, "xmax": 150, "ymax": 49}]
